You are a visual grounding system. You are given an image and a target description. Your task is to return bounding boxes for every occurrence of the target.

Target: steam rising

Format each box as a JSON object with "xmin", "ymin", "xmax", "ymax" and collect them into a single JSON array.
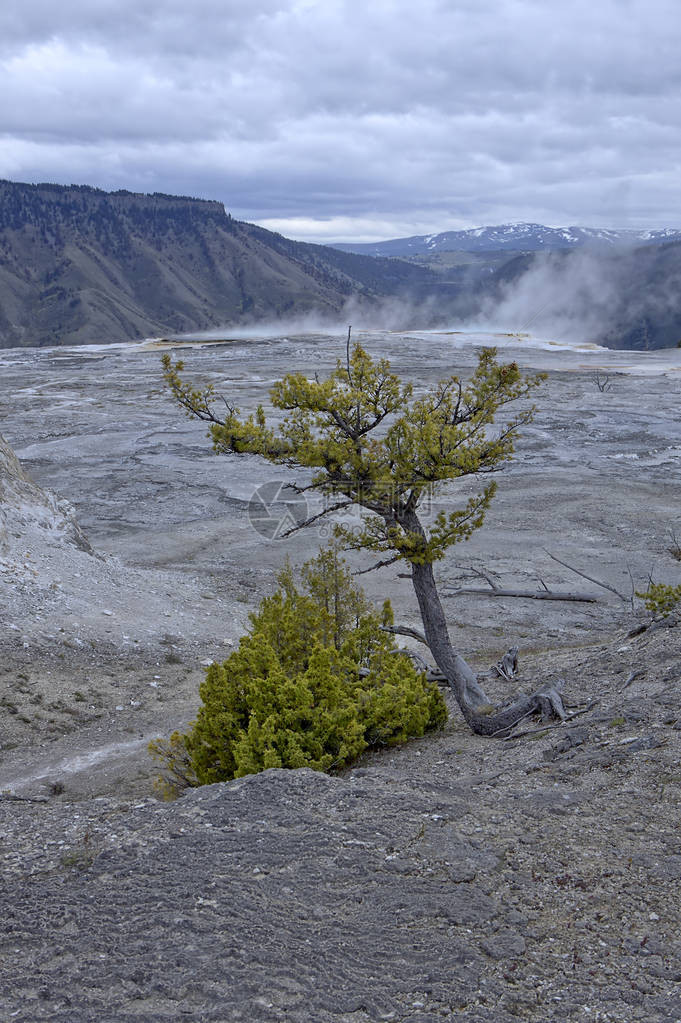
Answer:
[
  {"xmin": 483, "ymin": 250, "xmax": 620, "ymax": 342},
  {"xmin": 473, "ymin": 242, "xmax": 681, "ymax": 349},
  {"xmin": 172, "ymin": 240, "xmax": 681, "ymax": 353}
]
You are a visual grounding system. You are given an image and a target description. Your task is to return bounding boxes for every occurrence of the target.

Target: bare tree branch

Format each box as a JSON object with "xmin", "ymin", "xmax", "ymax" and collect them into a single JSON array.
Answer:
[
  {"xmin": 544, "ymin": 550, "xmax": 629, "ymax": 602},
  {"xmin": 381, "ymin": 623, "xmax": 430, "ymax": 646},
  {"xmin": 353, "ymin": 553, "xmax": 402, "ymax": 575},
  {"xmin": 279, "ymin": 500, "xmax": 354, "ymax": 537}
]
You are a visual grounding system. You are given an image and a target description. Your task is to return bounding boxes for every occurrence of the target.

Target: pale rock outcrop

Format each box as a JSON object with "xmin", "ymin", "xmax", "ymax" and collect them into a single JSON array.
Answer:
[{"xmin": 0, "ymin": 431, "xmax": 93, "ymax": 587}]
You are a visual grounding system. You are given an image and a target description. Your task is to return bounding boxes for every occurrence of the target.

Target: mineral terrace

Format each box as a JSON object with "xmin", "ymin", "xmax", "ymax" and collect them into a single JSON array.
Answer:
[{"xmin": 1, "ymin": 330, "xmax": 680, "ymax": 1022}]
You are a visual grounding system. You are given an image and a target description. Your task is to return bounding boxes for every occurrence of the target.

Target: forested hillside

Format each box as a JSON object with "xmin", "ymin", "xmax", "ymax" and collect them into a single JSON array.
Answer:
[{"xmin": 0, "ymin": 181, "xmax": 444, "ymax": 348}]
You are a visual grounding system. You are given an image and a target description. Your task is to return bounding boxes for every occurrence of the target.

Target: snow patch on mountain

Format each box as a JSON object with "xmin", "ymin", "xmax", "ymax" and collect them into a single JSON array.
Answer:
[{"xmin": 333, "ymin": 223, "xmax": 681, "ymax": 258}]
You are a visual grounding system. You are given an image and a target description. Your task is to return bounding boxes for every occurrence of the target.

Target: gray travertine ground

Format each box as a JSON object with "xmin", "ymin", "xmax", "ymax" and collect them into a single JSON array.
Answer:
[{"xmin": 0, "ymin": 330, "xmax": 680, "ymax": 1021}]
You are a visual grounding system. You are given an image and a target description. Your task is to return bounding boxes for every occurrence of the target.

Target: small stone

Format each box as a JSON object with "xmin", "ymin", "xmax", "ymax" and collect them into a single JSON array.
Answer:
[{"xmin": 480, "ymin": 930, "xmax": 526, "ymax": 959}]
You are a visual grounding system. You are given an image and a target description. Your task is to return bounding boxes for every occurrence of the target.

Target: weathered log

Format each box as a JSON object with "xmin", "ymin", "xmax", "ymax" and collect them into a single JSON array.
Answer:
[{"xmin": 443, "ymin": 586, "xmax": 599, "ymax": 603}]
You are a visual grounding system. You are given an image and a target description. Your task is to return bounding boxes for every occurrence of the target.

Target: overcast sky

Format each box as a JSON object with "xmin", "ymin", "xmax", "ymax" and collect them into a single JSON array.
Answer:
[{"xmin": 1, "ymin": 0, "xmax": 679, "ymax": 242}]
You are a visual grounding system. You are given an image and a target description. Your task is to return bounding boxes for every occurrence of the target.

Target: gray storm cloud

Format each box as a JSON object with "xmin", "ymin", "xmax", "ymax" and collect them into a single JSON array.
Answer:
[{"xmin": 0, "ymin": 0, "xmax": 680, "ymax": 241}]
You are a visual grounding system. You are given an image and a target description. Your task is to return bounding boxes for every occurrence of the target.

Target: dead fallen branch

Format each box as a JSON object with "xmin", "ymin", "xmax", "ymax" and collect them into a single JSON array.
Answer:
[
  {"xmin": 0, "ymin": 792, "xmax": 48, "ymax": 803},
  {"xmin": 544, "ymin": 551, "xmax": 629, "ymax": 603},
  {"xmin": 443, "ymin": 585, "xmax": 599, "ymax": 603},
  {"xmin": 502, "ymin": 699, "xmax": 599, "ymax": 741},
  {"xmin": 621, "ymin": 669, "xmax": 645, "ymax": 691}
]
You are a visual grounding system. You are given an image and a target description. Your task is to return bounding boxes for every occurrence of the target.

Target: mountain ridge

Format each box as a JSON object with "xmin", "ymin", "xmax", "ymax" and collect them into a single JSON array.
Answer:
[
  {"xmin": 2, "ymin": 181, "xmax": 681, "ymax": 351},
  {"xmin": 0, "ymin": 180, "xmax": 444, "ymax": 348},
  {"xmin": 332, "ymin": 221, "xmax": 681, "ymax": 258}
]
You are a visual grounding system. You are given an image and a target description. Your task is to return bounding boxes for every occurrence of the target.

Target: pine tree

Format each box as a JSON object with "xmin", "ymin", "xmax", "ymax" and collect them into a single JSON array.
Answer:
[{"xmin": 162, "ymin": 334, "xmax": 566, "ymax": 736}]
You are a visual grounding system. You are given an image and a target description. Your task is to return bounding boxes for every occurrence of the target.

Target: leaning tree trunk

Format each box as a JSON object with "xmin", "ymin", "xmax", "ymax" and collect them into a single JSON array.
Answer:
[{"xmin": 409, "ymin": 557, "xmax": 565, "ymax": 737}]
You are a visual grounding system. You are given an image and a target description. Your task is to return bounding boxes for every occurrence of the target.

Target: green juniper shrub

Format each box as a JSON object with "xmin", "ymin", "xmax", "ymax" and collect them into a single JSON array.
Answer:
[
  {"xmin": 150, "ymin": 546, "xmax": 447, "ymax": 797},
  {"xmin": 636, "ymin": 581, "xmax": 681, "ymax": 619}
]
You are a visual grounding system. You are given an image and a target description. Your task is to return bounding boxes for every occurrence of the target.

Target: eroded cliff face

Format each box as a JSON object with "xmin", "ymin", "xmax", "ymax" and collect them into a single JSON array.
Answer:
[{"xmin": 0, "ymin": 431, "xmax": 93, "ymax": 572}]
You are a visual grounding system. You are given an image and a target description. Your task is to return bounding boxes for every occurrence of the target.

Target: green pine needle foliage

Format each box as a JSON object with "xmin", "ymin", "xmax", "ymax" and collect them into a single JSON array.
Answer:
[
  {"xmin": 162, "ymin": 343, "xmax": 545, "ymax": 567},
  {"xmin": 636, "ymin": 581, "xmax": 681, "ymax": 619},
  {"xmin": 150, "ymin": 546, "xmax": 447, "ymax": 796}
]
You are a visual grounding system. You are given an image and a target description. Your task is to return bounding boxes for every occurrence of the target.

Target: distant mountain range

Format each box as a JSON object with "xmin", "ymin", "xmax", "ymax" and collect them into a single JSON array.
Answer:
[
  {"xmin": 332, "ymin": 222, "xmax": 681, "ymax": 258},
  {"xmin": 0, "ymin": 180, "xmax": 446, "ymax": 348},
  {"xmin": 0, "ymin": 182, "xmax": 680, "ymax": 350},
  {"xmin": 332, "ymin": 221, "xmax": 681, "ymax": 351}
]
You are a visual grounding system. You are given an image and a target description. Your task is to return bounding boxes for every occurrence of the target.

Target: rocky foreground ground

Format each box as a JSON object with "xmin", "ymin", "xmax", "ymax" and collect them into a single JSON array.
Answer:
[
  {"xmin": 1, "ymin": 334, "xmax": 681, "ymax": 1021},
  {"xmin": 1, "ymin": 479, "xmax": 680, "ymax": 1023},
  {"xmin": 2, "ymin": 619, "xmax": 681, "ymax": 1023}
]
